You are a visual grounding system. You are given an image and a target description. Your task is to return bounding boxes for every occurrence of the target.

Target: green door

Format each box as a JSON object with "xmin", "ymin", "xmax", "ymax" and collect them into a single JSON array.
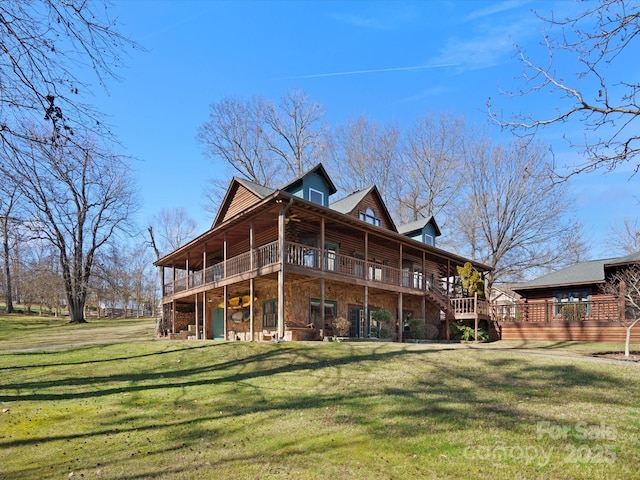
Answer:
[{"xmin": 212, "ymin": 308, "xmax": 225, "ymax": 340}]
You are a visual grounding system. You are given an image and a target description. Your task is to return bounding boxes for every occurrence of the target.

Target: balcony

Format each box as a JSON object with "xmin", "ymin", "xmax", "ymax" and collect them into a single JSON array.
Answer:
[{"xmin": 161, "ymin": 240, "xmax": 486, "ymax": 319}]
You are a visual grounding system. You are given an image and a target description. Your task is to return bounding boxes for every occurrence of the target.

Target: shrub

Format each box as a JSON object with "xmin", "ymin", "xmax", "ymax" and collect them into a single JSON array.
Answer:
[
  {"xmin": 333, "ymin": 316, "xmax": 351, "ymax": 337},
  {"xmin": 451, "ymin": 321, "xmax": 489, "ymax": 342},
  {"xmin": 560, "ymin": 303, "xmax": 586, "ymax": 322},
  {"xmin": 407, "ymin": 318, "xmax": 426, "ymax": 340}
]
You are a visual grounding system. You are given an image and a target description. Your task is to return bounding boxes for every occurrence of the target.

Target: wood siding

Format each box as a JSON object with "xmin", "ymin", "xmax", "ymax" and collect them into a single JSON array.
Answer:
[
  {"xmin": 219, "ymin": 184, "xmax": 261, "ymax": 224},
  {"xmin": 499, "ymin": 320, "xmax": 640, "ymax": 342},
  {"xmin": 349, "ymin": 192, "xmax": 395, "ymax": 230}
]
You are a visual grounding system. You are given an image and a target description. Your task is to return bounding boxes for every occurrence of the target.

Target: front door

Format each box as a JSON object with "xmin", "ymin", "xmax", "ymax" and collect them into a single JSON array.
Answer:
[
  {"xmin": 212, "ymin": 308, "xmax": 225, "ymax": 340},
  {"xmin": 348, "ymin": 305, "xmax": 363, "ymax": 338}
]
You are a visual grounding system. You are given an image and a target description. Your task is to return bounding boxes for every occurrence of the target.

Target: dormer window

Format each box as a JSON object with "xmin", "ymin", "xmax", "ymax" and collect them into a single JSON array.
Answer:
[
  {"xmin": 424, "ymin": 233, "xmax": 434, "ymax": 246},
  {"xmin": 360, "ymin": 207, "xmax": 381, "ymax": 226},
  {"xmin": 309, "ymin": 188, "xmax": 324, "ymax": 205}
]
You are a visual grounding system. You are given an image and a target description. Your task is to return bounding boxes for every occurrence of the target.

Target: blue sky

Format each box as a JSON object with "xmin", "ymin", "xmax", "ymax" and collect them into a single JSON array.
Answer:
[{"xmin": 94, "ymin": 0, "xmax": 637, "ymax": 259}]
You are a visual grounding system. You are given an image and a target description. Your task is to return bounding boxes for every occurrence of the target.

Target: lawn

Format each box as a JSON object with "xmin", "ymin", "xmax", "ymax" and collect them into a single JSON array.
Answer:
[{"xmin": 0, "ymin": 314, "xmax": 638, "ymax": 479}]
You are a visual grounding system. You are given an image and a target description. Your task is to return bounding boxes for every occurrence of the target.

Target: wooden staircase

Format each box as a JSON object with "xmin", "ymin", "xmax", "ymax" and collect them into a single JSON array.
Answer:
[{"xmin": 425, "ymin": 285, "xmax": 455, "ymax": 339}]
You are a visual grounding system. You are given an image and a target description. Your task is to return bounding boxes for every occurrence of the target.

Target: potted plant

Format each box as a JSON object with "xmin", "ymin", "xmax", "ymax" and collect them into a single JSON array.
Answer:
[
  {"xmin": 371, "ymin": 309, "xmax": 392, "ymax": 338},
  {"xmin": 333, "ymin": 316, "xmax": 351, "ymax": 340}
]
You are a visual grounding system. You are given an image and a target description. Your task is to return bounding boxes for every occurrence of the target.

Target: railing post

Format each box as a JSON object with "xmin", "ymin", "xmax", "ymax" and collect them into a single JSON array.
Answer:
[{"xmin": 474, "ymin": 292, "xmax": 479, "ymax": 341}]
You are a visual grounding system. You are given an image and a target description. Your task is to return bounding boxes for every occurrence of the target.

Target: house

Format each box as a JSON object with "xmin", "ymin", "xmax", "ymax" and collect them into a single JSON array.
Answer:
[
  {"xmin": 498, "ymin": 252, "xmax": 640, "ymax": 341},
  {"xmin": 154, "ymin": 163, "xmax": 492, "ymax": 342},
  {"xmin": 490, "ymin": 283, "xmax": 521, "ymax": 322}
]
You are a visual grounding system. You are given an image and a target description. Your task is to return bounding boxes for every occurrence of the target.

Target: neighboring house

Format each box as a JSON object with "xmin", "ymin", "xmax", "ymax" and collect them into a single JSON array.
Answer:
[
  {"xmin": 498, "ymin": 252, "xmax": 640, "ymax": 341},
  {"xmin": 490, "ymin": 283, "xmax": 521, "ymax": 322},
  {"xmin": 154, "ymin": 163, "xmax": 492, "ymax": 342}
]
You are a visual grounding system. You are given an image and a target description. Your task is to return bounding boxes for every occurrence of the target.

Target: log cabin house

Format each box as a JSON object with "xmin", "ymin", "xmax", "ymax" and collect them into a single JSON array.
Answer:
[
  {"xmin": 154, "ymin": 164, "xmax": 492, "ymax": 342},
  {"xmin": 497, "ymin": 252, "xmax": 640, "ymax": 342}
]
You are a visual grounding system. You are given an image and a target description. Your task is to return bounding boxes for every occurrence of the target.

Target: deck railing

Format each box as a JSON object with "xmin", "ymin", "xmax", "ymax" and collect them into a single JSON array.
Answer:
[
  {"xmin": 493, "ymin": 299, "xmax": 620, "ymax": 323},
  {"xmin": 161, "ymin": 241, "xmax": 487, "ymax": 319}
]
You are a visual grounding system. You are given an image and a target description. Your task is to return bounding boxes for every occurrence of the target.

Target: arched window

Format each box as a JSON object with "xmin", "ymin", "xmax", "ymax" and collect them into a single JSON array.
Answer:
[{"xmin": 359, "ymin": 207, "xmax": 381, "ymax": 226}]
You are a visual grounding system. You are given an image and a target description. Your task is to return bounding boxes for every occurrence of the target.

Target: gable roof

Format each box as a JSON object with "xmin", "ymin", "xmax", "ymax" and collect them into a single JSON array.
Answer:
[
  {"xmin": 212, "ymin": 177, "xmax": 276, "ymax": 227},
  {"xmin": 514, "ymin": 252, "xmax": 640, "ymax": 292},
  {"xmin": 329, "ymin": 185, "xmax": 397, "ymax": 232},
  {"xmin": 281, "ymin": 163, "xmax": 338, "ymax": 195},
  {"xmin": 397, "ymin": 216, "xmax": 442, "ymax": 237},
  {"xmin": 329, "ymin": 187, "xmax": 371, "ymax": 214}
]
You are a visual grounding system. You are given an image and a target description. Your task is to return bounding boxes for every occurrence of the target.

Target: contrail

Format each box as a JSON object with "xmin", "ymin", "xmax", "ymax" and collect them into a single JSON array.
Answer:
[{"xmin": 275, "ymin": 63, "xmax": 458, "ymax": 80}]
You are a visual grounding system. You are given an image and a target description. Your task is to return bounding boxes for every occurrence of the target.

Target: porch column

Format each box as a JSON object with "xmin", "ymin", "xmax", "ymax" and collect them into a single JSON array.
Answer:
[
  {"xmin": 223, "ymin": 285, "xmax": 228, "ymax": 340},
  {"xmin": 320, "ymin": 217, "xmax": 325, "ymax": 335},
  {"xmin": 422, "ymin": 251, "xmax": 426, "ymax": 291},
  {"xmin": 202, "ymin": 291, "xmax": 207, "ymax": 340},
  {"xmin": 195, "ymin": 292, "xmax": 199, "ymax": 340},
  {"xmin": 202, "ymin": 247, "xmax": 207, "ymax": 285},
  {"xmin": 186, "ymin": 257, "xmax": 189, "ymax": 288},
  {"xmin": 171, "ymin": 300, "xmax": 176, "ymax": 334},
  {"xmin": 398, "ymin": 292, "xmax": 403, "ymax": 342},
  {"xmin": 250, "ymin": 221, "xmax": 255, "ymax": 270},
  {"xmin": 320, "ymin": 217, "xmax": 325, "ymax": 271},
  {"xmin": 320, "ymin": 278, "xmax": 325, "ymax": 332},
  {"xmin": 399, "ymin": 244, "xmax": 403, "ymax": 287},
  {"xmin": 363, "ymin": 285, "xmax": 368, "ymax": 338},
  {"xmin": 277, "ymin": 204, "xmax": 286, "ymax": 339},
  {"xmin": 364, "ymin": 232, "xmax": 368, "ymax": 278},
  {"xmin": 223, "ymin": 234, "xmax": 227, "ymax": 278},
  {"xmin": 250, "ymin": 277, "xmax": 255, "ymax": 341}
]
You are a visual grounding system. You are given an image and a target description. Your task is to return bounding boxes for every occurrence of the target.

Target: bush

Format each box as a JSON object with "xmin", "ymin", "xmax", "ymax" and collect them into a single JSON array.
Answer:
[
  {"xmin": 333, "ymin": 316, "xmax": 351, "ymax": 337},
  {"xmin": 451, "ymin": 321, "xmax": 489, "ymax": 342},
  {"xmin": 560, "ymin": 303, "xmax": 586, "ymax": 322},
  {"xmin": 407, "ymin": 318, "xmax": 426, "ymax": 340}
]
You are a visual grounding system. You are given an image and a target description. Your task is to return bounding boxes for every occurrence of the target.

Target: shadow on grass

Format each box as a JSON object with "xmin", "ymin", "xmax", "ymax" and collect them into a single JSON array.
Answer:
[
  {"xmin": 0, "ymin": 342, "xmax": 221, "ymax": 371},
  {"xmin": 3, "ymin": 341, "xmax": 638, "ymax": 480}
]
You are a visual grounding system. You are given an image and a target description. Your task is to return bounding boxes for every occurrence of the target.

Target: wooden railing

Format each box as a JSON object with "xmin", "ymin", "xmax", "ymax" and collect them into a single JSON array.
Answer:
[
  {"xmin": 162, "ymin": 241, "xmax": 281, "ymax": 297},
  {"xmin": 493, "ymin": 299, "xmax": 620, "ymax": 323},
  {"xmin": 162, "ymin": 241, "xmax": 488, "ymax": 321}
]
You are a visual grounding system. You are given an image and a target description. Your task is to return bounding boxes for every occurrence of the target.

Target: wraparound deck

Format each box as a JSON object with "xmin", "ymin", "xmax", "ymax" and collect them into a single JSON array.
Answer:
[{"xmin": 161, "ymin": 240, "xmax": 489, "ymax": 320}]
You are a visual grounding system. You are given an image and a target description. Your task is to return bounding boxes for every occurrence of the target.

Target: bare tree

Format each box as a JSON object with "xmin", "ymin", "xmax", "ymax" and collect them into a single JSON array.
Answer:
[
  {"xmin": 5, "ymin": 132, "xmax": 137, "ymax": 323},
  {"xmin": 453, "ymin": 137, "xmax": 587, "ymax": 292},
  {"xmin": 264, "ymin": 89, "xmax": 328, "ymax": 177},
  {"xmin": 0, "ymin": 0, "xmax": 137, "ymax": 155},
  {"xmin": 608, "ymin": 217, "xmax": 640, "ymax": 255},
  {"xmin": 197, "ymin": 95, "xmax": 278, "ymax": 187},
  {"xmin": 0, "ymin": 184, "xmax": 20, "ymax": 313},
  {"xmin": 198, "ymin": 90, "xmax": 327, "ymax": 213},
  {"xmin": 490, "ymin": 0, "xmax": 640, "ymax": 176},
  {"xmin": 396, "ymin": 113, "xmax": 467, "ymax": 224},
  {"xmin": 330, "ymin": 115, "xmax": 400, "ymax": 200},
  {"xmin": 601, "ymin": 263, "xmax": 640, "ymax": 357},
  {"xmin": 149, "ymin": 208, "xmax": 198, "ymax": 256}
]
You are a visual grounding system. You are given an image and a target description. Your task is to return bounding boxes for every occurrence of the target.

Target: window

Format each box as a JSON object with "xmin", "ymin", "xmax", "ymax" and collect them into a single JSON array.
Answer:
[
  {"xmin": 423, "ymin": 233, "xmax": 434, "ymax": 246},
  {"xmin": 368, "ymin": 260, "xmax": 383, "ymax": 281},
  {"xmin": 554, "ymin": 290, "xmax": 590, "ymax": 316},
  {"xmin": 359, "ymin": 207, "xmax": 381, "ymax": 226},
  {"xmin": 301, "ymin": 239, "xmax": 317, "ymax": 268},
  {"xmin": 263, "ymin": 299, "xmax": 278, "ymax": 328},
  {"xmin": 402, "ymin": 263, "xmax": 423, "ymax": 289},
  {"xmin": 309, "ymin": 188, "xmax": 324, "ymax": 205},
  {"xmin": 325, "ymin": 242, "xmax": 338, "ymax": 271},
  {"xmin": 310, "ymin": 299, "xmax": 337, "ymax": 329}
]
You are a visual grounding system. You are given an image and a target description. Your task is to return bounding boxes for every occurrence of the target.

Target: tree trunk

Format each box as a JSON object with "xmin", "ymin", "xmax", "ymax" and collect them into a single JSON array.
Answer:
[
  {"xmin": 2, "ymin": 219, "xmax": 14, "ymax": 314},
  {"xmin": 625, "ymin": 327, "xmax": 631, "ymax": 358},
  {"xmin": 68, "ymin": 298, "xmax": 87, "ymax": 324}
]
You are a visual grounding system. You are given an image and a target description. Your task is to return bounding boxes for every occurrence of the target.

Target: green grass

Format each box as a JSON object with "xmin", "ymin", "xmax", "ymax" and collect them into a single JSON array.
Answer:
[{"xmin": 0, "ymin": 314, "xmax": 638, "ymax": 479}]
